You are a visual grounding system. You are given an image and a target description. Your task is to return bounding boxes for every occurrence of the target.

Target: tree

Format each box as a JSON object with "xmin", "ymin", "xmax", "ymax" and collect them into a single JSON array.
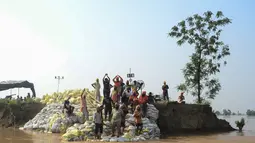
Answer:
[
  {"xmin": 214, "ymin": 110, "xmax": 221, "ymax": 115},
  {"xmin": 223, "ymin": 109, "xmax": 231, "ymax": 116},
  {"xmin": 169, "ymin": 11, "xmax": 232, "ymax": 103},
  {"xmin": 246, "ymin": 109, "xmax": 255, "ymax": 116}
]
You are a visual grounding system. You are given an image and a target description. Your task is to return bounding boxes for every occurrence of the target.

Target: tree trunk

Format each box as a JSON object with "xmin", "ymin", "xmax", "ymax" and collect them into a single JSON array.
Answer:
[{"xmin": 197, "ymin": 49, "xmax": 202, "ymax": 103}]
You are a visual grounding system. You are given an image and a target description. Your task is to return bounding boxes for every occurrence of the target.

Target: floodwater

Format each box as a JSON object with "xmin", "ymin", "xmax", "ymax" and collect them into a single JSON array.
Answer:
[{"xmin": 0, "ymin": 116, "xmax": 255, "ymax": 143}]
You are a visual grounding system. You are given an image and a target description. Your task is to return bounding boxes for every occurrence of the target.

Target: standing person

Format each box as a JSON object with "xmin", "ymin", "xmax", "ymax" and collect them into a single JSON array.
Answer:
[
  {"xmin": 148, "ymin": 92, "xmax": 155, "ymax": 104},
  {"xmin": 103, "ymin": 95, "xmax": 113, "ymax": 121},
  {"xmin": 131, "ymin": 80, "xmax": 138, "ymax": 92},
  {"xmin": 129, "ymin": 91, "xmax": 139, "ymax": 114},
  {"xmin": 111, "ymin": 86, "xmax": 118, "ymax": 104},
  {"xmin": 120, "ymin": 104, "xmax": 128, "ymax": 134},
  {"xmin": 133, "ymin": 105, "xmax": 143, "ymax": 135},
  {"xmin": 80, "ymin": 89, "xmax": 89, "ymax": 121},
  {"xmin": 111, "ymin": 104, "xmax": 121, "ymax": 137},
  {"xmin": 113, "ymin": 75, "xmax": 123, "ymax": 100},
  {"xmin": 93, "ymin": 106, "xmax": 104, "ymax": 139},
  {"xmin": 121, "ymin": 87, "xmax": 131, "ymax": 106},
  {"xmin": 162, "ymin": 81, "xmax": 169, "ymax": 101},
  {"xmin": 103, "ymin": 74, "xmax": 112, "ymax": 98},
  {"xmin": 92, "ymin": 78, "xmax": 101, "ymax": 102},
  {"xmin": 124, "ymin": 80, "xmax": 131, "ymax": 91},
  {"xmin": 138, "ymin": 91, "xmax": 148, "ymax": 117}
]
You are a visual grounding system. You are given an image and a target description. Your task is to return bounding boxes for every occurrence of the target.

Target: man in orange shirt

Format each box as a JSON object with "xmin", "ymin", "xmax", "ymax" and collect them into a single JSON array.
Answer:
[{"xmin": 139, "ymin": 91, "xmax": 148, "ymax": 117}]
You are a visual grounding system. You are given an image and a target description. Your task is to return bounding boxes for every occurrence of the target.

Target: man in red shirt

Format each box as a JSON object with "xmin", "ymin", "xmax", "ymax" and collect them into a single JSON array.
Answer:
[{"xmin": 139, "ymin": 91, "xmax": 148, "ymax": 117}]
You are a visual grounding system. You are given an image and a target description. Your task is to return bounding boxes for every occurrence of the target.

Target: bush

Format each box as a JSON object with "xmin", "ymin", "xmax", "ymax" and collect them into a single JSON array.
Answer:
[{"xmin": 235, "ymin": 118, "xmax": 245, "ymax": 131}]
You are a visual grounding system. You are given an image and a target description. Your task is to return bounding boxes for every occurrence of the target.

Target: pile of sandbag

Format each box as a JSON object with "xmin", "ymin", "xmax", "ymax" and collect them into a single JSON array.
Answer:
[
  {"xmin": 147, "ymin": 103, "xmax": 159, "ymax": 122},
  {"xmin": 23, "ymin": 104, "xmax": 84, "ymax": 133},
  {"xmin": 62, "ymin": 114, "xmax": 160, "ymax": 142}
]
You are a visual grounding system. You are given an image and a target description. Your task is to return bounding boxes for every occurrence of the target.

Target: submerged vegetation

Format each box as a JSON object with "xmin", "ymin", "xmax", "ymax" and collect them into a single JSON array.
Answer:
[{"xmin": 235, "ymin": 118, "xmax": 245, "ymax": 132}]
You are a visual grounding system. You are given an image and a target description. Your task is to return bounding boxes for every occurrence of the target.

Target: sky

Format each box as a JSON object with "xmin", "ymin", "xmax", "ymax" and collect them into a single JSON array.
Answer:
[{"xmin": 0, "ymin": 0, "xmax": 254, "ymax": 113}]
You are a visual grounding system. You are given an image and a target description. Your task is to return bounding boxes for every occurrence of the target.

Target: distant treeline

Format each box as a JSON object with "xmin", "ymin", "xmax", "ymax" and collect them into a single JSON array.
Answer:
[{"xmin": 213, "ymin": 109, "xmax": 255, "ymax": 116}]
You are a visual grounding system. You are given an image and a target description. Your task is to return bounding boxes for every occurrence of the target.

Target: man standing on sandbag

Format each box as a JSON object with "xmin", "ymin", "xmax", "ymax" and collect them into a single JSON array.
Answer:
[
  {"xmin": 148, "ymin": 92, "xmax": 155, "ymax": 104},
  {"xmin": 133, "ymin": 105, "xmax": 143, "ymax": 135},
  {"xmin": 103, "ymin": 74, "xmax": 112, "ymax": 97},
  {"xmin": 80, "ymin": 89, "xmax": 89, "ymax": 121},
  {"xmin": 103, "ymin": 95, "xmax": 114, "ymax": 121},
  {"xmin": 121, "ymin": 87, "xmax": 131, "ymax": 106},
  {"xmin": 162, "ymin": 81, "xmax": 169, "ymax": 101},
  {"xmin": 129, "ymin": 91, "xmax": 139, "ymax": 114},
  {"xmin": 62, "ymin": 96, "xmax": 74, "ymax": 117},
  {"xmin": 120, "ymin": 104, "xmax": 128, "ymax": 134},
  {"xmin": 93, "ymin": 106, "xmax": 104, "ymax": 139},
  {"xmin": 111, "ymin": 104, "xmax": 121, "ymax": 137},
  {"xmin": 138, "ymin": 91, "xmax": 148, "ymax": 117},
  {"xmin": 113, "ymin": 75, "xmax": 123, "ymax": 103},
  {"xmin": 92, "ymin": 78, "xmax": 101, "ymax": 102}
]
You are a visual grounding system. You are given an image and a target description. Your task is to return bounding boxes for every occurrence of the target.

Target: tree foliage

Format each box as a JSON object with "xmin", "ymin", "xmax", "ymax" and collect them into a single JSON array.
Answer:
[
  {"xmin": 169, "ymin": 11, "xmax": 232, "ymax": 103},
  {"xmin": 246, "ymin": 109, "xmax": 255, "ymax": 116},
  {"xmin": 223, "ymin": 109, "xmax": 232, "ymax": 116}
]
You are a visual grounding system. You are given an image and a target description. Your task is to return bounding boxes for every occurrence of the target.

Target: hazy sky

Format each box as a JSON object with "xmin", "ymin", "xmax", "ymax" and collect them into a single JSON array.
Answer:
[{"xmin": 0, "ymin": 0, "xmax": 254, "ymax": 113}]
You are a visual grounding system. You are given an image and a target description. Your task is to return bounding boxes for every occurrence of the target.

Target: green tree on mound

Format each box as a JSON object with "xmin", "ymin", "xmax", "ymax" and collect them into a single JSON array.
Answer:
[{"xmin": 169, "ymin": 11, "xmax": 232, "ymax": 103}]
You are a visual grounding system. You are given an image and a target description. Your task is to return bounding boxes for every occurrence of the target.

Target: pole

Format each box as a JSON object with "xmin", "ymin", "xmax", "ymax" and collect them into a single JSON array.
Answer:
[{"xmin": 55, "ymin": 76, "xmax": 64, "ymax": 93}]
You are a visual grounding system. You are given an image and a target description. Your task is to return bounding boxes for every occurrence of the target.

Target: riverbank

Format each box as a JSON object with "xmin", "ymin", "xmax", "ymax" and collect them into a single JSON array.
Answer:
[
  {"xmin": 155, "ymin": 102, "xmax": 235, "ymax": 135},
  {"xmin": 0, "ymin": 100, "xmax": 45, "ymax": 128}
]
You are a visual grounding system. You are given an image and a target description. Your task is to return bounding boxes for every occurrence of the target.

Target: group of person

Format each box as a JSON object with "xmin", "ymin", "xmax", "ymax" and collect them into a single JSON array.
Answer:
[{"xmin": 62, "ymin": 73, "xmax": 186, "ymax": 139}]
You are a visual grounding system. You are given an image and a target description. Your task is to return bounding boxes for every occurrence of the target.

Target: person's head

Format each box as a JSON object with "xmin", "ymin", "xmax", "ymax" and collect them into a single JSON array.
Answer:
[
  {"xmin": 104, "ymin": 78, "xmax": 109, "ymax": 82},
  {"xmin": 116, "ymin": 77, "xmax": 119, "ymax": 82},
  {"xmin": 127, "ymin": 87, "xmax": 131, "ymax": 93},
  {"xmin": 149, "ymin": 92, "xmax": 152, "ymax": 96},
  {"xmin": 164, "ymin": 81, "xmax": 166, "ymax": 85},
  {"xmin": 181, "ymin": 92, "xmax": 184, "ymax": 96},
  {"xmin": 121, "ymin": 104, "xmax": 126, "ymax": 110},
  {"xmin": 115, "ymin": 103, "xmax": 120, "ymax": 110},
  {"xmin": 96, "ymin": 78, "xmax": 99, "ymax": 82},
  {"xmin": 142, "ymin": 91, "xmax": 146, "ymax": 96},
  {"xmin": 135, "ymin": 105, "xmax": 141, "ymax": 111},
  {"xmin": 134, "ymin": 80, "xmax": 137, "ymax": 84},
  {"xmin": 126, "ymin": 80, "xmax": 129, "ymax": 85}
]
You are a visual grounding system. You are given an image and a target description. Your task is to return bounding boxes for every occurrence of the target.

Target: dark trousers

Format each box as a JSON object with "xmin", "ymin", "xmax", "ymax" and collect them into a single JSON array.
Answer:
[
  {"xmin": 104, "ymin": 108, "xmax": 112, "ymax": 121},
  {"xmin": 136, "ymin": 123, "xmax": 143, "ymax": 134},
  {"xmin": 103, "ymin": 90, "xmax": 110, "ymax": 97},
  {"xmin": 95, "ymin": 123, "xmax": 103, "ymax": 135},
  {"xmin": 163, "ymin": 93, "xmax": 169, "ymax": 101},
  {"xmin": 141, "ymin": 103, "xmax": 147, "ymax": 117}
]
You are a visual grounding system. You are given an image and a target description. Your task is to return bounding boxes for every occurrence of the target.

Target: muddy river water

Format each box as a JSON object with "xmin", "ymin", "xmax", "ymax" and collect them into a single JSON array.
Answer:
[{"xmin": 1, "ymin": 116, "xmax": 255, "ymax": 143}]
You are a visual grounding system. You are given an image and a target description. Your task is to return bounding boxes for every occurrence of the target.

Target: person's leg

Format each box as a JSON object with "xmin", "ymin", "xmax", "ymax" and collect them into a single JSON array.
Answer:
[
  {"xmin": 144, "ymin": 103, "xmax": 147, "ymax": 117},
  {"xmin": 104, "ymin": 109, "xmax": 108, "ymax": 121},
  {"xmin": 111, "ymin": 122, "xmax": 116, "ymax": 137},
  {"xmin": 95, "ymin": 123, "xmax": 99, "ymax": 139},
  {"xmin": 99, "ymin": 123, "xmax": 103, "ymax": 139},
  {"xmin": 166, "ymin": 93, "xmax": 169, "ymax": 101},
  {"xmin": 109, "ymin": 109, "xmax": 112, "ymax": 121},
  {"xmin": 85, "ymin": 108, "xmax": 89, "ymax": 120},
  {"xmin": 116, "ymin": 122, "xmax": 121, "ymax": 137},
  {"xmin": 136, "ymin": 124, "xmax": 139, "ymax": 135}
]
